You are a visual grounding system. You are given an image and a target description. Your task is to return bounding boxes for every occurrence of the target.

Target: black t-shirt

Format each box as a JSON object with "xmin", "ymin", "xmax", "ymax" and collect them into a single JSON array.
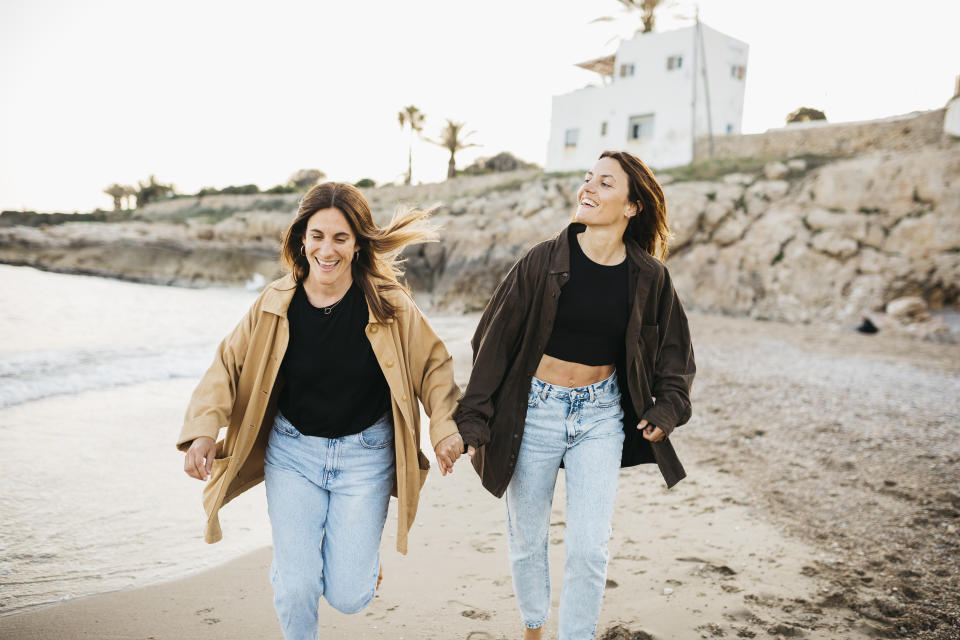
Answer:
[
  {"xmin": 278, "ymin": 282, "xmax": 391, "ymax": 437},
  {"xmin": 543, "ymin": 227, "xmax": 629, "ymax": 365}
]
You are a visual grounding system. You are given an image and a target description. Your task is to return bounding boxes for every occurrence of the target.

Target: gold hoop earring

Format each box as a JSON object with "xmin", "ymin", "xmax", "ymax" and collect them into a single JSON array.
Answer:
[{"xmin": 300, "ymin": 245, "xmax": 305, "ymax": 256}]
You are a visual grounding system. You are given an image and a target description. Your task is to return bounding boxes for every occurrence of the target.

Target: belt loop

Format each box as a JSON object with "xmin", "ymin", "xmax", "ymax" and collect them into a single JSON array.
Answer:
[
  {"xmin": 589, "ymin": 385, "xmax": 596, "ymax": 403},
  {"xmin": 540, "ymin": 384, "xmax": 549, "ymax": 401}
]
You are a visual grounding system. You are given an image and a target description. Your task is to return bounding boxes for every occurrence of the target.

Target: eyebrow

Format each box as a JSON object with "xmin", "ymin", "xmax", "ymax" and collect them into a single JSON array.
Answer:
[
  {"xmin": 307, "ymin": 228, "xmax": 351, "ymax": 235},
  {"xmin": 585, "ymin": 172, "xmax": 617, "ymax": 181}
]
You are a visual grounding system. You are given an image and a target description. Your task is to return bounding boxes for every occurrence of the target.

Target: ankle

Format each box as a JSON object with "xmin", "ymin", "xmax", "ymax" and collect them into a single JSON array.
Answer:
[{"xmin": 523, "ymin": 626, "xmax": 543, "ymax": 640}]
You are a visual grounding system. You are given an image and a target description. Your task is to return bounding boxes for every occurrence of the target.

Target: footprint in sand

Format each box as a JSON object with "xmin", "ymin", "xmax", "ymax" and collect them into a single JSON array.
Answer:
[
  {"xmin": 472, "ymin": 540, "xmax": 495, "ymax": 553},
  {"xmin": 461, "ymin": 609, "xmax": 492, "ymax": 620}
]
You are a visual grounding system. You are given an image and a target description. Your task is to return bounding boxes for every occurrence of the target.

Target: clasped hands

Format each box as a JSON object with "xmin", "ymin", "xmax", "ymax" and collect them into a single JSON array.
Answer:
[{"xmin": 433, "ymin": 433, "xmax": 476, "ymax": 476}]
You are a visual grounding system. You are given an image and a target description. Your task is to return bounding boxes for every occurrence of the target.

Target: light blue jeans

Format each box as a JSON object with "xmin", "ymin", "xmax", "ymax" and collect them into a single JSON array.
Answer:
[
  {"xmin": 506, "ymin": 372, "xmax": 625, "ymax": 640},
  {"xmin": 264, "ymin": 411, "xmax": 395, "ymax": 640}
]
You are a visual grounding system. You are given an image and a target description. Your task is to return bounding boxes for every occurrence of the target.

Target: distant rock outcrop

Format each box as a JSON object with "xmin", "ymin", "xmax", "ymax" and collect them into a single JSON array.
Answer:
[{"xmin": 2, "ymin": 148, "xmax": 957, "ymax": 340}]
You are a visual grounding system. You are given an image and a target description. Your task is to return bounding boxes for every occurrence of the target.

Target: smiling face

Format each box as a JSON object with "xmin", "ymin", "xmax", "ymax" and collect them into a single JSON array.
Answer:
[
  {"xmin": 302, "ymin": 207, "xmax": 357, "ymax": 290},
  {"xmin": 575, "ymin": 156, "xmax": 638, "ymax": 231}
]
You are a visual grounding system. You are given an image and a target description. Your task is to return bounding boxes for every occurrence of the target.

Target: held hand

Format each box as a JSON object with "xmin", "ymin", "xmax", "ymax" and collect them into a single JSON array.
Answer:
[
  {"xmin": 184, "ymin": 436, "xmax": 217, "ymax": 481},
  {"xmin": 434, "ymin": 433, "xmax": 474, "ymax": 476},
  {"xmin": 638, "ymin": 419, "xmax": 666, "ymax": 443}
]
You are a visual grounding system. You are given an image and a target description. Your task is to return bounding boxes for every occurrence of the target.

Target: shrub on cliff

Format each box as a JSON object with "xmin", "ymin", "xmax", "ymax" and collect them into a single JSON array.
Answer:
[
  {"xmin": 135, "ymin": 175, "xmax": 176, "ymax": 208},
  {"xmin": 264, "ymin": 184, "xmax": 299, "ymax": 194},
  {"xmin": 461, "ymin": 151, "xmax": 539, "ymax": 176},
  {"xmin": 289, "ymin": 169, "xmax": 326, "ymax": 190},
  {"xmin": 197, "ymin": 184, "xmax": 261, "ymax": 197},
  {"xmin": 786, "ymin": 107, "xmax": 827, "ymax": 124}
]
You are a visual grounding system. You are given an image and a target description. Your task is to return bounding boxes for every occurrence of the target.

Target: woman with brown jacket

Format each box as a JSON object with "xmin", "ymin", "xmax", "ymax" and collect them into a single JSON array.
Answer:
[
  {"xmin": 177, "ymin": 182, "xmax": 467, "ymax": 640},
  {"xmin": 456, "ymin": 151, "xmax": 696, "ymax": 640}
]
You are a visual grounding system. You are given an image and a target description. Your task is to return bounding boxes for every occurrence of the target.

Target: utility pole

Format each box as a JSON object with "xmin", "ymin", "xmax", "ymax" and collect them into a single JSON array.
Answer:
[
  {"xmin": 697, "ymin": 10, "xmax": 715, "ymax": 157},
  {"xmin": 690, "ymin": 6, "xmax": 699, "ymax": 162}
]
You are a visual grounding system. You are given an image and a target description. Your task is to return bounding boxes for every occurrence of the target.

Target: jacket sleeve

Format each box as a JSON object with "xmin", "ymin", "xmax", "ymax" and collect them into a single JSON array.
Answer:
[
  {"xmin": 454, "ymin": 254, "xmax": 530, "ymax": 450},
  {"xmin": 403, "ymin": 297, "xmax": 461, "ymax": 449},
  {"xmin": 176, "ymin": 298, "xmax": 259, "ymax": 452},
  {"xmin": 640, "ymin": 267, "xmax": 696, "ymax": 436}
]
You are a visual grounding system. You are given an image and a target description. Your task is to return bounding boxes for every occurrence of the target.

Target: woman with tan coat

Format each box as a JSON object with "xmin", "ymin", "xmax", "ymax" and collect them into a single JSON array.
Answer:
[{"xmin": 177, "ymin": 182, "xmax": 467, "ymax": 640}]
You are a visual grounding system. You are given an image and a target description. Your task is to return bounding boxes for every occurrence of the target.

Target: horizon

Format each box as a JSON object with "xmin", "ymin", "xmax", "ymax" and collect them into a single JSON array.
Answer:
[{"xmin": 2, "ymin": 0, "xmax": 958, "ymax": 213}]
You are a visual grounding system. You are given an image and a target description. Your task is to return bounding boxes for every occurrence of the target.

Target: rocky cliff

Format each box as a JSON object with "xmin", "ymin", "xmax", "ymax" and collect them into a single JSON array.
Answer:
[{"xmin": 2, "ymin": 147, "xmax": 957, "ymax": 338}]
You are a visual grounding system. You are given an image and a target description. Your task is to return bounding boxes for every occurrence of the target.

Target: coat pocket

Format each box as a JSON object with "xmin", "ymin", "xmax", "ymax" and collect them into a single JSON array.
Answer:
[{"xmin": 416, "ymin": 450, "xmax": 431, "ymax": 489}]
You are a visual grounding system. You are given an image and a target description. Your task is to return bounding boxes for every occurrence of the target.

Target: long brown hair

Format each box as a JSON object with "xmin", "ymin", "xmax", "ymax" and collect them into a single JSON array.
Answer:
[
  {"xmin": 599, "ymin": 150, "xmax": 670, "ymax": 260},
  {"xmin": 280, "ymin": 182, "xmax": 438, "ymax": 322}
]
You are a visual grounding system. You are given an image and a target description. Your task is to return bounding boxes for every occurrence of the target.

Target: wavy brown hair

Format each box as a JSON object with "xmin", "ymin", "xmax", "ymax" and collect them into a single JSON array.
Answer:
[
  {"xmin": 280, "ymin": 182, "xmax": 438, "ymax": 322},
  {"xmin": 599, "ymin": 150, "xmax": 670, "ymax": 260}
]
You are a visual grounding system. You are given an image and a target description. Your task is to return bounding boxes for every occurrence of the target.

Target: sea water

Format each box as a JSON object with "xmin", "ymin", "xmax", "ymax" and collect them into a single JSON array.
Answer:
[{"xmin": 0, "ymin": 266, "xmax": 274, "ymax": 615}]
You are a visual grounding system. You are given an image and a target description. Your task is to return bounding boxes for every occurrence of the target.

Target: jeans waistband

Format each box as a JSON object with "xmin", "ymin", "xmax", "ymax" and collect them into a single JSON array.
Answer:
[
  {"xmin": 530, "ymin": 370, "xmax": 618, "ymax": 401},
  {"xmin": 274, "ymin": 409, "xmax": 392, "ymax": 437}
]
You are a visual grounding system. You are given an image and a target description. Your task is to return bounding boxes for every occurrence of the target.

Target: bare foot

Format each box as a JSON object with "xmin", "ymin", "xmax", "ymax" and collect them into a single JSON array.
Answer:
[
  {"xmin": 523, "ymin": 626, "xmax": 543, "ymax": 640},
  {"xmin": 376, "ymin": 565, "xmax": 383, "ymax": 591}
]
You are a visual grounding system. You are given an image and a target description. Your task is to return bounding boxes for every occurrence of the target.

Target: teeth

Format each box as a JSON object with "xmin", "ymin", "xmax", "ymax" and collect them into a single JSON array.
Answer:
[{"xmin": 580, "ymin": 198, "xmax": 598, "ymax": 207}]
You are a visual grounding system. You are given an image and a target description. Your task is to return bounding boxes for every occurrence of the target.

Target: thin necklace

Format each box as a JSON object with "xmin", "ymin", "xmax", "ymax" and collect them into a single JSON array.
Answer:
[
  {"xmin": 321, "ymin": 298, "xmax": 344, "ymax": 315},
  {"xmin": 306, "ymin": 283, "xmax": 350, "ymax": 315},
  {"xmin": 320, "ymin": 289, "xmax": 348, "ymax": 315}
]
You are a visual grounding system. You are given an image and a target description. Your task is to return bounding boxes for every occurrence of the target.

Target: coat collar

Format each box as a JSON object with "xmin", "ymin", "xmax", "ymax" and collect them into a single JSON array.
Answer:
[{"xmin": 259, "ymin": 273, "xmax": 391, "ymax": 324}]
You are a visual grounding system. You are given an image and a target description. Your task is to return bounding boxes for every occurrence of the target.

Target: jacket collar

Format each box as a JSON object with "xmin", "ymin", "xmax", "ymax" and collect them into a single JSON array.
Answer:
[
  {"xmin": 261, "ymin": 274, "xmax": 297, "ymax": 318},
  {"xmin": 259, "ymin": 273, "xmax": 390, "ymax": 324},
  {"xmin": 548, "ymin": 222, "xmax": 659, "ymax": 277}
]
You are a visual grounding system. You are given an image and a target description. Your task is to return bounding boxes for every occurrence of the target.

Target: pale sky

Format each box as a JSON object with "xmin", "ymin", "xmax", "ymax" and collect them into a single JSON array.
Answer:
[{"xmin": 2, "ymin": 0, "xmax": 958, "ymax": 213}]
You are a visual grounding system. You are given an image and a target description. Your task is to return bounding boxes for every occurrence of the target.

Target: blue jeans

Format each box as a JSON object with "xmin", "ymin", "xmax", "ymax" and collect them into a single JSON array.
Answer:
[
  {"xmin": 506, "ymin": 372, "xmax": 625, "ymax": 640},
  {"xmin": 264, "ymin": 411, "xmax": 395, "ymax": 640}
]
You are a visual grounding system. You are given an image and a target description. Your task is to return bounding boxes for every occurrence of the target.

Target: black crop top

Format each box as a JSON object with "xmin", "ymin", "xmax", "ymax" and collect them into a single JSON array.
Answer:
[
  {"xmin": 543, "ymin": 227, "xmax": 629, "ymax": 366},
  {"xmin": 278, "ymin": 282, "xmax": 391, "ymax": 438}
]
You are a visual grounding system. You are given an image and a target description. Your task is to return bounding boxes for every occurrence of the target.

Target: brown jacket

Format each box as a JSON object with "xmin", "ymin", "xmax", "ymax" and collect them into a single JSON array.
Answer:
[
  {"xmin": 455, "ymin": 223, "xmax": 695, "ymax": 497},
  {"xmin": 176, "ymin": 274, "xmax": 460, "ymax": 554}
]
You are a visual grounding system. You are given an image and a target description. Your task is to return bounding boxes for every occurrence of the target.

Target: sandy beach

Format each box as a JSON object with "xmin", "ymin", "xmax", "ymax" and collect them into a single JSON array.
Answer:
[{"xmin": 2, "ymin": 309, "xmax": 958, "ymax": 639}]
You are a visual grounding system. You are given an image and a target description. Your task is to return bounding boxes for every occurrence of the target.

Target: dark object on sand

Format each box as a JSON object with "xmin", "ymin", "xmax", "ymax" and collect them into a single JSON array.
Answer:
[{"xmin": 857, "ymin": 318, "xmax": 879, "ymax": 334}]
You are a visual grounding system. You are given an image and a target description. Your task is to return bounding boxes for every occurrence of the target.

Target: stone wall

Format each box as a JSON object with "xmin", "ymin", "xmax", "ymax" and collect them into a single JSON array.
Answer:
[{"xmin": 694, "ymin": 109, "xmax": 948, "ymax": 161}]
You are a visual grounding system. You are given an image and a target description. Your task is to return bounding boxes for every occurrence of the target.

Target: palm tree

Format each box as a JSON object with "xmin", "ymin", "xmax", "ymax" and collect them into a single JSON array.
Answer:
[
  {"xmin": 103, "ymin": 183, "xmax": 127, "ymax": 211},
  {"xmin": 594, "ymin": 0, "xmax": 668, "ymax": 35},
  {"xmin": 427, "ymin": 120, "xmax": 479, "ymax": 180},
  {"xmin": 397, "ymin": 105, "xmax": 425, "ymax": 185},
  {"xmin": 122, "ymin": 185, "xmax": 137, "ymax": 210}
]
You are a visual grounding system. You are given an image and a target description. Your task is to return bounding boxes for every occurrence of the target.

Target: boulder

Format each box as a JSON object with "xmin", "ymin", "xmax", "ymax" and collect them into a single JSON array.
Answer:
[
  {"xmin": 763, "ymin": 161, "xmax": 789, "ymax": 180},
  {"xmin": 885, "ymin": 296, "xmax": 928, "ymax": 321}
]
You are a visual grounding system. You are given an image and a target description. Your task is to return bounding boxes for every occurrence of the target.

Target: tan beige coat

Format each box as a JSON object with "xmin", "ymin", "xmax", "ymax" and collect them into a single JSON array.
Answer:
[{"xmin": 176, "ymin": 274, "xmax": 460, "ymax": 554}]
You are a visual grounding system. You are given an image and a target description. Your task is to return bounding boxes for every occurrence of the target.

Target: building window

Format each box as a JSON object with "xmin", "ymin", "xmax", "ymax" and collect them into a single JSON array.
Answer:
[
  {"xmin": 619, "ymin": 63, "xmax": 634, "ymax": 77},
  {"xmin": 627, "ymin": 114, "xmax": 654, "ymax": 141},
  {"xmin": 564, "ymin": 128, "xmax": 579, "ymax": 147},
  {"xmin": 730, "ymin": 65, "xmax": 745, "ymax": 80},
  {"xmin": 601, "ymin": 122, "xmax": 608, "ymax": 136},
  {"xmin": 667, "ymin": 55, "xmax": 683, "ymax": 70}
]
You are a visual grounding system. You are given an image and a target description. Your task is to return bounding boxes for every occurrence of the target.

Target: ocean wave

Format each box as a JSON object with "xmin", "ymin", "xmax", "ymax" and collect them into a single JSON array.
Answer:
[{"xmin": 0, "ymin": 344, "xmax": 216, "ymax": 409}]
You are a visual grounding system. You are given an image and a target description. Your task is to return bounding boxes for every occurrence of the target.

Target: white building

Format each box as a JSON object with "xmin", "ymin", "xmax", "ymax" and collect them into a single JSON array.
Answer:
[{"xmin": 545, "ymin": 23, "xmax": 749, "ymax": 172}]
